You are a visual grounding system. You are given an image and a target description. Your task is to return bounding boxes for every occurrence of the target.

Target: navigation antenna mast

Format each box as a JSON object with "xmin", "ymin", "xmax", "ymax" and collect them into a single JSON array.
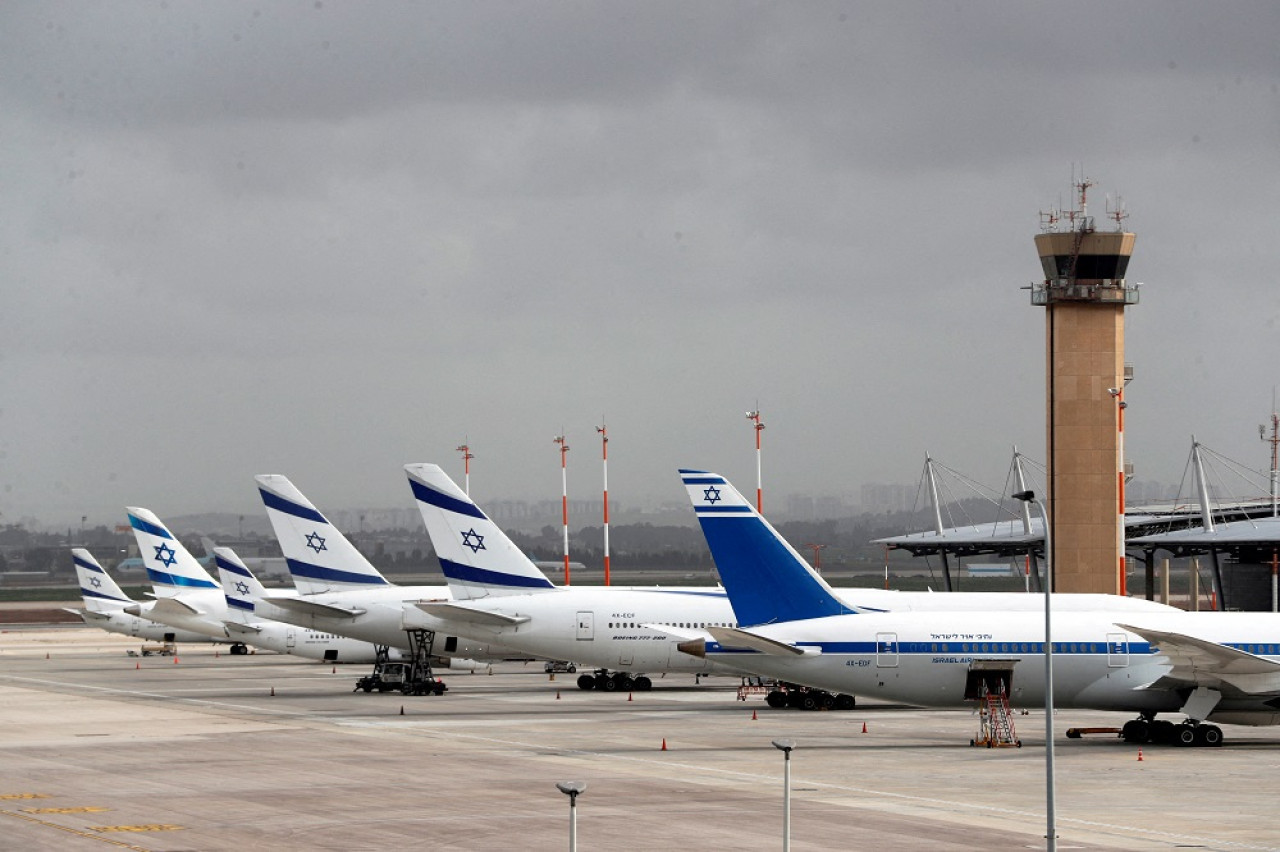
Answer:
[{"xmin": 554, "ymin": 434, "xmax": 571, "ymax": 585}]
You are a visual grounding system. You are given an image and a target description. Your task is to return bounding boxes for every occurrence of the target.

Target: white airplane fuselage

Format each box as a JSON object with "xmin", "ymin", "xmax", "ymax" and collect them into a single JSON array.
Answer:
[
  {"xmin": 705, "ymin": 610, "xmax": 1280, "ymax": 726},
  {"xmin": 402, "ymin": 587, "xmax": 1176, "ymax": 677},
  {"xmin": 256, "ymin": 585, "xmax": 531, "ymax": 662},
  {"xmin": 79, "ymin": 608, "xmax": 215, "ymax": 644}
]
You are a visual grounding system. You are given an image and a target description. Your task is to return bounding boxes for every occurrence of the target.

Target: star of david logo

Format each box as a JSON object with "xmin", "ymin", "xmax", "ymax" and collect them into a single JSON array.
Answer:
[
  {"xmin": 89, "ymin": 575, "xmax": 102, "ymax": 589},
  {"xmin": 703, "ymin": 486, "xmax": 722, "ymax": 504},
  {"xmin": 154, "ymin": 543, "xmax": 177, "ymax": 567},
  {"xmin": 234, "ymin": 581, "xmax": 250, "ymax": 596},
  {"xmin": 305, "ymin": 531, "xmax": 327, "ymax": 554},
  {"xmin": 460, "ymin": 528, "xmax": 486, "ymax": 554}
]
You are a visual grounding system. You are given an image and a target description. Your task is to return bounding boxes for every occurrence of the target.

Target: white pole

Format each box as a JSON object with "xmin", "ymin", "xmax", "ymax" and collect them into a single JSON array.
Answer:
[
  {"xmin": 568, "ymin": 794, "xmax": 577, "ymax": 852},
  {"xmin": 1041, "ymin": 495, "xmax": 1057, "ymax": 852},
  {"xmin": 598, "ymin": 422, "xmax": 610, "ymax": 586},
  {"xmin": 782, "ymin": 749, "xmax": 791, "ymax": 852}
]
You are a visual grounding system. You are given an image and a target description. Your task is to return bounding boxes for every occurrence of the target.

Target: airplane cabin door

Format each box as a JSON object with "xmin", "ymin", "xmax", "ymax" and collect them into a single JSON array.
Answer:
[
  {"xmin": 876, "ymin": 632, "xmax": 899, "ymax": 667},
  {"xmin": 1107, "ymin": 632, "xmax": 1129, "ymax": 667},
  {"xmin": 576, "ymin": 611, "xmax": 594, "ymax": 641},
  {"xmin": 286, "ymin": 629, "xmax": 296, "ymax": 650}
]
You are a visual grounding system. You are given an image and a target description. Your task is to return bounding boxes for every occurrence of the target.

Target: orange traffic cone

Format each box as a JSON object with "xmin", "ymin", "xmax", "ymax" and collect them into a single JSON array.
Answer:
[
  {"xmin": 556, "ymin": 690, "xmax": 561, "ymax": 700},
  {"xmin": 173, "ymin": 656, "xmax": 179, "ymax": 664},
  {"xmin": 135, "ymin": 662, "xmax": 140, "ymax": 670},
  {"xmin": 215, "ymin": 650, "xmax": 219, "ymax": 658},
  {"xmin": 1137, "ymin": 748, "xmax": 1144, "ymax": 762},
  {"xmin": 270, "ymin": 686, "xmax": 275, "ymax": 696},
  {"xmin": 751, "ymin": 709, "xmax": 758, "ymax": 720},
  {"xmin": 861, "ymin": 721, "xmax": 868, "ymax": 733},
  {"xmin": 628, "ymin": 692, "xmax": 633, "ymax": 702},
  {"xmin": 332, "ymin": 666, "xmax": 336, "ymax": 674},
  {"xmin": 661, "ymin": 738, "xmax": 668, "ymax": 751},
  {"xmin": 400, "ymin": 706, "xmax": 405, "ymax": 716}
]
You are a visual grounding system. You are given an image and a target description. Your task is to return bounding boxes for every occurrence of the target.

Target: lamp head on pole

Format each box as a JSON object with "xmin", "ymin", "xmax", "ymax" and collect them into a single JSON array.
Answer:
[
  {"xmin": 771, "ymin": 738, "xmax": 796, "ymax": 755},
  {"xmin": 556, "ymin": 780, "xmax": 587, "ymax": 801},
  {"xmin": 1012, "ymin": 490, "xmax": 1035, "ymax": 504}
]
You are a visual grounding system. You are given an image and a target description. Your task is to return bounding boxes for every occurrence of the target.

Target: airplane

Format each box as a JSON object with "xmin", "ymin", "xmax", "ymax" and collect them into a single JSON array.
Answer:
[
  {"xmin": 67, "ymin": 548, "xmax": 216, "ymax": 645},
  {"xmin": 676, "ymin": 469, "xmax": 1280, "ymax": 747},
  {"xmin": 401, "ymin": 463, "xmax": 1178, "ymax": 693},
  {"xmin": 214, "ymin": 547, "xmax": 401, "ymax": 663},
  {"xmin": 252, "ymin": 473, "xmax": 533, "ymax": 670},
  {"xmin": 123, "ymin": 507, "xmax": 240, "ymax": 647}
]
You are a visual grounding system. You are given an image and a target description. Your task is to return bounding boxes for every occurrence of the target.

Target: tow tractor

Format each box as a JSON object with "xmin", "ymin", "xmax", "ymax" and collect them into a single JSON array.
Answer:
[{"xmin": 353, "ymin": 630, "xmax": 448, "ymax": 696}]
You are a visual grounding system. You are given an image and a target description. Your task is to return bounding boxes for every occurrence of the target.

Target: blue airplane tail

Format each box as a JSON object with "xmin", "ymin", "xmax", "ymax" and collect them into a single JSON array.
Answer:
[{"xmin": 680, "ymin": 470, "xmax": 855, "ymax": 626}]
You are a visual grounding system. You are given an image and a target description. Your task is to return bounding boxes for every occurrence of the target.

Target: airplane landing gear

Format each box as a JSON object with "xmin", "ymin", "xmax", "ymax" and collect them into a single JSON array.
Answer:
[
  {"xmin": 1121, "ymin": 714, "xmax": 1222, "ymax": 747},
  {"xmin": 574, "ymin": 670, "xmax": 654, "ymax": 691}
]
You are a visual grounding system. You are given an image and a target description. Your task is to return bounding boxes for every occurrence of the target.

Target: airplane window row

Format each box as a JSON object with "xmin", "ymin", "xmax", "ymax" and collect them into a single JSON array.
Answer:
[
  {"xmin": 901, "ymin": 642, "xmax": 1122, "ymax": 654},
  {"xmin": 1238, "ymin": 644, "xmax": 1279, "ymax": 655},
  {"xmin": 606, "ymin": 622, "xmax": 737, "ymax": 629}
]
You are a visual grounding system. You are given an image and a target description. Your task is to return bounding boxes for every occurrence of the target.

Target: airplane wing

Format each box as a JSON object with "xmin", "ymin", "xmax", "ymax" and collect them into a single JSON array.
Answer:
[
  {"xmin": 146, "ymin": 597, "xmax": 204, "ymax": 618},
  {"xmin": 224, "ymin": 621, "xmax": 264, "ymax": 635},
  {"xmin": 1117, "ymin": 623, "xmax": 1280, "ymax": 696},
  {"xmin": 414, "ymin": 601, "xmax": 531, "ymax": 627},
  {"xmin": 707, "ymin": 626, "xmax": 819, "ymax": 657},
  {"xmin": 262, "ymin": 597, "xmax": 366, "ymax": 620}
]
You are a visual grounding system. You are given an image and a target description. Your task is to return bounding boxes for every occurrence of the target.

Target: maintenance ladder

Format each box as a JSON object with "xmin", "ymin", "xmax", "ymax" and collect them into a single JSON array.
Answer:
[{"xmin": 971, "ymin": 680, "xmax": 1021, "ymax": 748}]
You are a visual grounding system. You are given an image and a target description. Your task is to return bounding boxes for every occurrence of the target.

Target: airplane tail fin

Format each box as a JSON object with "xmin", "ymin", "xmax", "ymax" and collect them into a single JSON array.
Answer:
[
  {"xmin": 255, "ymin": 475, "xmax": 391, "ymax": 594},
  {"xmin": 679, "ymin": 470, "xmax": 855, "ymax": 626},
  {"xmin": 71, "ymin": 548, "xmax": 133, "ymax": 612},
  {"xmin": 126, "ymin": 508, "xmax": 222, "ymax": 600},
  {"xmin": 405, "ymin": 463, "xmax": 555, "ymax": 599},
  {"xmin": 214, "ymin": 547, "xmax": 265, "ymax": 623}
]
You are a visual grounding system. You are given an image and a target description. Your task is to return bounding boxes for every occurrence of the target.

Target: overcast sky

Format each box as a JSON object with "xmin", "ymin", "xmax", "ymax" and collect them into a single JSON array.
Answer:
[{"xmin": 4, "ymin": 1, "xmax": 1279, "ymax": 529}]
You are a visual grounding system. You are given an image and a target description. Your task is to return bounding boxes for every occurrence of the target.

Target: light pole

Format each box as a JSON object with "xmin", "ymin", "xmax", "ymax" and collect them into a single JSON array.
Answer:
[
  {"xmin": 746, "ymin": 408, "xmax": 765, "ymax": 513},
  {"xmin": 804, "ymin": 543, "xmax": 827, "ymax": 575},
  {"xmin": 554, "ymin": 434, "xmax": 571, "ymax": 585},
  {"xmin": 555, "ymin": 781, "xmax": 586, "ymax": 851},
  {"xmin": 1013, "ymin": 489, "xmax": 1056, "ymax": 851},
  {"xmin": 597, "ymin": 421, "xmax": 611, "ymax": 586},
  {"xmin": 456, "ymin": 441, "xmax": 474, "ymax": 497},
  {"xmin": 772, "ymin": 738, "xmax": 796, "ymax": 852}
]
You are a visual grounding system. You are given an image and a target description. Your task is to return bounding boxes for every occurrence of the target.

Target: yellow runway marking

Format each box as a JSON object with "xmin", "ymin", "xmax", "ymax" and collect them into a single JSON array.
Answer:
[
  {"xmin": 92, "ymin": 824, "xmax": 184, "ymax": 832},
  {"xmin": 24, "ymin": 806, "xmax": 111, "ymax": 814},
  {"xmin": 0, "ymin": 810, "xmax": 151, "ymax": 850},
  {"xmin": 0, "ymin": 792, "xmax": 50, "ymax": 799}
]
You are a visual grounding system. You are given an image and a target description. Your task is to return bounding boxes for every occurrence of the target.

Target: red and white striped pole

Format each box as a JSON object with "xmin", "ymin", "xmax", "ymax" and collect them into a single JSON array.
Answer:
[
  {"xmin": 554, "ymin": 434, "xmax": 571, "ymax": 585},
  {"xmin": 597, "ymin": 421, "xmax": 611, "ymax": 586},
  {"xmin": 746, "ymin": 409, "xmax": 765, "ymax": 513},
  {"xmin": 456, "ymin": 441, "xmax": 474, "ymax": 497}
]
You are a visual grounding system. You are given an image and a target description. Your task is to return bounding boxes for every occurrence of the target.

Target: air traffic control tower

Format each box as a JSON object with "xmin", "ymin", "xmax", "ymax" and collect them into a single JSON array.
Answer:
[{"xmin": 1031, "ymin": 180, "xmax": 1138, "ymax": 594}]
